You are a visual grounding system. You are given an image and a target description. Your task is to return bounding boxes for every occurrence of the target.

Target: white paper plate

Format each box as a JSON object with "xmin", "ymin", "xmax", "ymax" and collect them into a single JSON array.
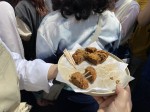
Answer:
[{"xmin": 58, "ymin": 51, "xmax": 130, "ymax": 96}]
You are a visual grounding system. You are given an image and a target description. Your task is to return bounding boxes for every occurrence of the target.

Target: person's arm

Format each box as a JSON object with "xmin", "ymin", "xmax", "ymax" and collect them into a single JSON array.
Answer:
[
  {"xmin": 0, "ymin": 1, "xmax": 24, "ymax": 58},
  {"xmin": 94, "ymin": 85, "xmax": 132, "ymax": 112},
  {"xmin": 0, "ymin": 36, "xmax": 57, "ymax": 93},
  {"xmin": 11, "ymin": 50, "xmax": 57, "ymax": 93},
  {"xmin": 0, "ymin": 2, "xmax": 57, "ymax": 93},
  {"xmin": 115, "ymin": 2, "xmax": 139, "ymax": 42},
  {"xmin": 138, "ymin": 0, "xmax": 150, "ymax": 26}
]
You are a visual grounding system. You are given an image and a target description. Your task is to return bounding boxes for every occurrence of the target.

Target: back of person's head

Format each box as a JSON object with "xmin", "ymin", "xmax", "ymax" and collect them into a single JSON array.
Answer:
[{"xmin": 52, "ymin": 0, "xmax": 111, "ymax": 20}]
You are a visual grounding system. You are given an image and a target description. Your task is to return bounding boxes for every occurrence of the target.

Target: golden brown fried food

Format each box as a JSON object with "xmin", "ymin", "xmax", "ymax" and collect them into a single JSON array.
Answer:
[
  {"xmin": 72, "ymin": 53, "xmax": 85, "ymax": 65},
  {"xmin": 70, "ymin": 72, "xmax": 89, "ymax": 89},
  {"xmin": 96, "ymin": 50, "xmax": 109, "ymax": 64},
  {"xmin": 85, "ymin": 53, "xmax": 101, "ymax": 65},
  {"xmin": 96, "ymin": 50, "xmax": 109, "ymax": 56},
  {"xmin": 85, "ymin": 47, "xmax": 97, "ymax": 53},
  {"xmin": 84, "ymin": 66, "xmax": 97, "ymax": 83},
  {"xmin": 75, "ymin": 49, "xmax": 85, "ymax": 55},
  {"xmin": 72, "ymin": 49, "xmax": 85, "ymax": 64},
  {"xmin": 72, "ymin": 48, "xmax": 109, "ymax": 65}
]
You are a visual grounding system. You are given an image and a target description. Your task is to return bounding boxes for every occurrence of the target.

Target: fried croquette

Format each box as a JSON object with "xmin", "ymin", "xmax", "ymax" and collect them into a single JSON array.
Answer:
[
  {"xmin": 70, "ymin": 72, "xmax": 89, "ymax": 89},
  {"xmin": 84, "ymin": 66, "xmax": 97, "ymax": 83},
  {"xmin": 72, "ymin": 47, "xmax": 109, "ymax": 65},
  {"xmin": 85, "ymin": 53, "xmax": 101, "ymax": 65},
  {"xmin": 85, "ymin": 47, "xmax": 97, "ymax": 53},
  {"xmin": 72, "ymin": 53, "xmax": 85, "ymax": 64},
  {"xmin": 96, "ymin": 50, "xmax": 109, "ymax": 64},
  {"xmin": 72, "ymin": 49, "xmax": 85, "ymax": 64}
]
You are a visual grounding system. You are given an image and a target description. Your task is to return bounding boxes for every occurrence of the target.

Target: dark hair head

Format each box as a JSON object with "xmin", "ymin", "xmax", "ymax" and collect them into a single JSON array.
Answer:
[{"xmin": 52, "ymin": 0, "xmax": 111, "ymax": 20}]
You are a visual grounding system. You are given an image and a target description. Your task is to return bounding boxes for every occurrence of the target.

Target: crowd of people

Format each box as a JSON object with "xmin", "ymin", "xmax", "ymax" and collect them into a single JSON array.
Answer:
[{"xmin": 0, "ymin": 0, "xmax": 150, "ymax": 112}]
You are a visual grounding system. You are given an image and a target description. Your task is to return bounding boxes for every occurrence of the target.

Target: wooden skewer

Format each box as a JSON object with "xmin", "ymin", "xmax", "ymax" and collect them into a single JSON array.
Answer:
[
  {"xmin": 83, "ymin": 71, "xmax": 90, "ymax": 76},
  {"xmin": 85, "ymin": 75, "xmax": 92, "ymax": 79},
  {"xmin": 63, "ymin": 49, "xmax": 76, "ymax": 69},
  {"xmin": 83, "ymin": 71, "xmax": 92, "ymax": 79},
  {"xmin": 67, "ymin": 50, "xmax": 76, "ymax": 65}
]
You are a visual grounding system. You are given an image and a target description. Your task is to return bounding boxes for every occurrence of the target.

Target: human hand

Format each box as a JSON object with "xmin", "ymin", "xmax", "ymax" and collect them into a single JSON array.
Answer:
[
  {"xmin": 94, "ymin": 85, "xmax": 132, "ymax": 112},
  {"xmin": 48, "ymin": 64, "xmax": 58, "ymax": 80}
]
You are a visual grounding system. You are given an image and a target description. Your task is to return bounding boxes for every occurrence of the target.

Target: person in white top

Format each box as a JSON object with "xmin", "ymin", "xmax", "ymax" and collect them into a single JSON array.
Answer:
[
  {"xmin": 0, "ymin": 0, "xmax": 57, "ymax": 101},
  {"xmin": 36, "ymin": 0, "xmax": 122, "ymax": 61},
  {"xmin": 35, "ymin": 0, "xmax": 122, "ymax": 112}
]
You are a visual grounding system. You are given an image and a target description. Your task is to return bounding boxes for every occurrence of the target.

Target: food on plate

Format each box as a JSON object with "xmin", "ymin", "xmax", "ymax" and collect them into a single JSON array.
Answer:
[
  {"xmin": 70, "ymin": 66, "xmax": 97, "ymax": 89},
  {"xmin": 72, "ymin": 54, "xmax": 85, "ymax": 65},
  {"xmin": 72, "ymin": 49, "xmax": 85, "ymax": 64},
  {"xmin": 70, "ymin": 72, "xmax": 89, "ymax": 89},
  {"xmin": 85, "ymin": 53, "xmax": 101, "ymax": 65},
  {"xmin": 84, "ymin": 66, "xmax": 97, "ymax": 83},
  {"xmin": 85, "ymin": 47, "xmax": 97, "ymax": 53},
  {"xmin": 96, "ymin": 50, "xmax": 109, "ymax": 63},
  {"xmin": 72, "ymin": 47, "xmax": 109, "ymax": 65}
]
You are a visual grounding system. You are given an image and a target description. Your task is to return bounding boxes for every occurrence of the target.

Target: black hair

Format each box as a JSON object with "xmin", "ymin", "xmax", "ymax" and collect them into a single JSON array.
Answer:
[{"xmin": 52, "ymin": 0, "xmax": 111, "ymax": 20}]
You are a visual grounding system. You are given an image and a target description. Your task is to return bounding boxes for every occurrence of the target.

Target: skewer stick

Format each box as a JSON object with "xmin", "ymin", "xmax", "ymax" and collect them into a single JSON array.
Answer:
[
  {"xmin": 83, "ymin": 71, "xmax": 92, "ymax": 79},
  {"xmin": 63, "ymin": 49, "xmax": 76, "ymax": 69},
  {"xmin": 85, "ymin": 75, "xmax": 92, "ymax": 79},
  {"xmin": 83, "ymin": 71, "xmax": 90, "ymax": 76}
]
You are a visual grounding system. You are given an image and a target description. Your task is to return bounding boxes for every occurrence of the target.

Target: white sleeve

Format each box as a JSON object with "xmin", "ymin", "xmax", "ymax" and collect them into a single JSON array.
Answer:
[
  {"xmin": 0, "ymin": 2, "xmax": 52, "ymax": 93},
  {"xmin": 11, "ymin": 52, "xmax": 52, "ymax": 93},
  {"xmin": 98, "ymin": 11, "xmax": 121, "ymax": 50},
  {"xmin": 119, "ymin": 3, "xmax": 139, "ymax": 41},
  {"xmin": 0, "ymin": 38, "xmax": 52, "ymax": 93},
  {"xmin": 0, "ymin": 1, "xmax": 24, "ymax": 58}
]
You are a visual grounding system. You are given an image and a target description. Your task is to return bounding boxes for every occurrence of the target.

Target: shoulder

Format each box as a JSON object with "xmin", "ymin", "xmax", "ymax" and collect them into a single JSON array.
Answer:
[
  {"xmin": 40, "ymin": 11, "xmax": 64, "ymax": 27},
  {"xmin": 15, "ymin": 0, "xmax": 34, "ymax": 11},
  {"xmin": 102, "ymin": 10, "xmax": 120, "ymax": 23},
  {"xmin": 130, "ymin": 0, "xmax": 140, "ymax": 6},
  {"xmin": 15, "ymin": 0, "xmax": 36, "ymax": 18},
  {"xmin": 0, "ymin": 1, "xmax": 13, "ymax": 9},
  {"xmin": 38, "ymin": 11, "xmax": 63, "ymax": 34},
  {"xmin": 126, "ymin": 1, "xmax": 140, "ymax": 15},
  {"xmin": 129, "ymin": 1, "xmax": 140, "ymax": 9}
]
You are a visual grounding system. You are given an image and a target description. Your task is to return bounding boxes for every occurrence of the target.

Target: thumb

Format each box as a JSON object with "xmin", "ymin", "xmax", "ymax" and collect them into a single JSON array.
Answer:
[
  {"xmin": 115, "ymin": 84, "xmax": 131, "ymax": 102},
  {"xmin": 116, "ymin": 84, "xmax": 124, "ymax": 95}
]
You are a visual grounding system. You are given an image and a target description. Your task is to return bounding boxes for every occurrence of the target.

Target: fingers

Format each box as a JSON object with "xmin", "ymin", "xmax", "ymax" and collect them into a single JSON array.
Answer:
[
  {"xmin": 116, "ymin": 85, "xmax": 129, "ymax": 99},
  {"xmin": 115, "ymin": 84, "xmax": 132, "ymax": 106},
  {"xmin": 48, "ymin": 64, "xmax": 58, "ymax": 80},
  {"xmin": 93, "ymin": 96, "xmax": 105, "ymax": 104},
  {"xmin": 116, "ymin": 85, "xmax": 130, "ymax": 94},
  {"xmin": 97, "ymin": 108, "xmax": 105, "ymax": 112},
  {"xmin": 100, "ymin": 95, "xmax": 116, "ymax": 108}
]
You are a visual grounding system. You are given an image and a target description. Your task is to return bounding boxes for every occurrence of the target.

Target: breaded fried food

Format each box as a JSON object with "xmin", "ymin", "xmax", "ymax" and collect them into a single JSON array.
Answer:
[
  {"xmin": 70, "ymin": 72, "xmax": 89, "ymax": 89},
  {"xmin": 85, "ymin": 47, "xmax": 97, "ymax": 53},
  {"xmin": 96, "ymin": 50, "xmax": 109, "ymax": 64},
  {"xmin": 85, "ymin": 53, "xmax": 101, "ymax": 65},
  {"xmin": 75, "ymin": 49, "xmax": 85, "ymax": 55},
  {"xmin": 72, "ymin": 53, "xmax": 84, "ymax": 64},
  {"xmin": 72, "ymin": 49, "xmax": 85, "ymax": 64},
  {"xmin": 72, "ymin": 48, "xmax": 109, "ymax": 65},
  {"xmin": 84, "ymin": 66, "xmax": 97, "ymax": 83}
]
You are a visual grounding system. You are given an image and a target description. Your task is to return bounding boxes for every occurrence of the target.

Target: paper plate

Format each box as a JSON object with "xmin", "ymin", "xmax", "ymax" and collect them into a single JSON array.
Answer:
[{"xmin": 58, "ymin": 50, "xmax": 130, "ymax": 96}]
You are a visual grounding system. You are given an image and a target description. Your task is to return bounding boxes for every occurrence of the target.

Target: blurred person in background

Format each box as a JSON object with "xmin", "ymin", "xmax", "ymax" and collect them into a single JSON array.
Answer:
[
  {"xmin": 131, "ymin": 0, "xmax": 150, "ymax": 111},
  {"xmin": 0, "ymin": 1, "xmax": 58, "ymax": 111}
]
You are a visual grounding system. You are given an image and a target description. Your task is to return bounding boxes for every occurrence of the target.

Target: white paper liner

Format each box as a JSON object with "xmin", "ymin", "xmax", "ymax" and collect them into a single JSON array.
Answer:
[{"xmin": 56, "ymin": 42, "xmax": 134, "ymax": 96}]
